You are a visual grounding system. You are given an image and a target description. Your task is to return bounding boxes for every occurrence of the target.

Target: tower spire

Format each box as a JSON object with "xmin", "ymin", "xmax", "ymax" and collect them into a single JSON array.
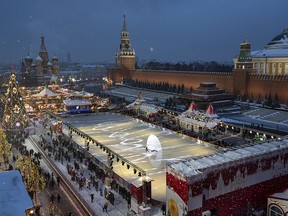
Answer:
[
  {"xmin": 40, "ymin": 34, "xmax": 47, "ymax": 52},
  {"xmin": 39, "ymin": 35, "xmax": 49, "ymax": 65},
  {"xmin": 122, "ymin": 14, "xmax": 127, "ymax": 32}
]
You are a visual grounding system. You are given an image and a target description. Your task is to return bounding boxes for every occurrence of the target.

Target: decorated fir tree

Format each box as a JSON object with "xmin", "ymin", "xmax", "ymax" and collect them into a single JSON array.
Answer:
[
  {"xmin": 2, "ymin": 66, "xmax": 29, "ymax": 132},
  {"xmin": 0, "ymin": 128, "xmax": 12, "ymax": 169}
]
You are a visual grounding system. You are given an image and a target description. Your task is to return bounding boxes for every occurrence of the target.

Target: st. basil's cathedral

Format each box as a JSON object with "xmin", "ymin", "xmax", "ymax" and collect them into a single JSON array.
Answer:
[{"xmin": 20, "ymin": 35, "xmax": 60, "ymax": 87}]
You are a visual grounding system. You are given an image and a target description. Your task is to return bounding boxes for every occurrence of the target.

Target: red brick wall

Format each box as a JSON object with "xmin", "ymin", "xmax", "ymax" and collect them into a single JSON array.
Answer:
[
  {"xmin": 108, "ymin": 68, "xmax": 288, "ymax": 103},
  {"xmin": 131, "ymin": 70, "xmax": 235, "ymax": 94}
]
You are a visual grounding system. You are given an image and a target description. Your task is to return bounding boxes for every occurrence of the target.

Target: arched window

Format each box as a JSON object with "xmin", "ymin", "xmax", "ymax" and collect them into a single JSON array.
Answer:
[{"xmin": 270, "ymin": 205, "xmax": 284, "ymax": 216}]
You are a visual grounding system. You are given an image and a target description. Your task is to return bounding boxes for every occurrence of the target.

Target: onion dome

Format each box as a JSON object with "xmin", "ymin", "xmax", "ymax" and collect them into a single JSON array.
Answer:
[
  {"xmin": 25, "ymin": 53, "xmax": 32, "ymax": 60},
  {"xmin": 35, "ymin": 55, "xmax": 43, "ymax": 62},
  {"xmin": 52, "ymin": 55, "xmax": 58, "ymax": 60}
]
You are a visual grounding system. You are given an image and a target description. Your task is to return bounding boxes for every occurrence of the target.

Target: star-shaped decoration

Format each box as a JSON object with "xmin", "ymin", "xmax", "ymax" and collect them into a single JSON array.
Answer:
[
  {"xmin": 5, "ymin": 115, "xmax": 10, "ymax": 122},
  {"xmin": 13, "ymin": 105, "xmax": 20, "ymax": 113}
]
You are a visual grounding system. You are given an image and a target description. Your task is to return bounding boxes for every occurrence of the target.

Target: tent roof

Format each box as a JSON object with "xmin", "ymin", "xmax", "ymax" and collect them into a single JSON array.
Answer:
[
  {"xmin": 32, "ymin": 87, "xmax": 60, "ymax": 97},
  {"xmin": 0, "ymin": 170, "xmax": 34, "ymax": 216}
]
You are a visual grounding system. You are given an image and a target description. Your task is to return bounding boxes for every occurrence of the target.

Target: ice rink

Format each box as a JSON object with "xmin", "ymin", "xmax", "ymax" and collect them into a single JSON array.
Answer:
[{"xmin": 62, "ymin": 113, "xmax": 217, "ymax": 202}]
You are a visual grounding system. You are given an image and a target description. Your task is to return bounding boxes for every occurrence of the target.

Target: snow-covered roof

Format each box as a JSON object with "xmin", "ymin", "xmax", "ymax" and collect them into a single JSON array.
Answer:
[
  {"xmin": 32, "ymin": 87, "xmax": 60, "ymax": 97},
  {"xmin": 138, "ymin": 104, "xmax": 160, "ymax": 114},
  {"xmin": 71, "ymin": 90, "xmax": 93, "ymax": 97},
  {"xmin": 52, "ymin": 55, "xmax": 58, "ymax": 59},
  {"xmin": 251, "ymin": 49, "xmax": 288, "ymax": 58},
  {"xmin": 0, "ymin": 170, "xmax": 34, "ymax": 216},
  {"xmin": 47, "ymin": 61, "xmax": 52, "ymax": 66},
  {"xmin": 169, "ymin": 137, "xmax": 288, "ymax": 178},
  {"xmin": 63, "ymin": 99, "xmax": 92, "ymax": 106},
  {"xmin": 251, "ymin": 29, "xmax": 288, "ymax": 58},
  {"xmin": 25, "ymin": 53, "xmax": 32, "ymax": 59},
  {"xmin": 35, "ymin": 55, "xmax": 42, "ymax": 61},
  {"xmin": 177, "ymin": 115, "xmax": 221, "ymax": 129}
]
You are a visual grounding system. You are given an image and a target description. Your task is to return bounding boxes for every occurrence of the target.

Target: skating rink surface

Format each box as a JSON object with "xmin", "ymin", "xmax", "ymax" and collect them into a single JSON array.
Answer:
[{"xmin": 62, "ymin": 113, "xmax": 217, "ymax": 202}]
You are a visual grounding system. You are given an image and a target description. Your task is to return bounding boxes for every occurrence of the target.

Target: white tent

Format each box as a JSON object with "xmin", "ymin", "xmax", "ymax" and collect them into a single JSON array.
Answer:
[{"xmin": 32, "ymin": 86, "xmax": 60, "ymax": 97}]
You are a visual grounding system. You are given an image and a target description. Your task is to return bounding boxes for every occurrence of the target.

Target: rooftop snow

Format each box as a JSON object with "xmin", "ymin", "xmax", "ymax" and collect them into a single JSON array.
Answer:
[
  {"xmin": 0, "ymin": 170, "xmax": 33, "ymax": 216},
  {"xmin": 251, "ymin": 48, "xmax": 288, "ymax": 58},
  {"xmin": 170, "ymin": 137, "xmax": 288, "ymax": 178}
]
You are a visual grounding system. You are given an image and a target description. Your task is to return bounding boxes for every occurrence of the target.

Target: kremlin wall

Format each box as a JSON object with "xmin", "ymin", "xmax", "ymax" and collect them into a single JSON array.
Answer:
[{"xmin": 108, "ymin": 17, "xmax": 288, "ymax": 104}]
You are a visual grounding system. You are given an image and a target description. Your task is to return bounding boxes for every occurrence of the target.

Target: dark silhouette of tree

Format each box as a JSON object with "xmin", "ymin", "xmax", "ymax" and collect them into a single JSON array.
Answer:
[
  {"xmin": 249, "ymin": 92, "xmax": 254, "ymax": 103},
  {"xmin": 267, "ymin": 91, "xmax": 272, "ymax": 107},
  {"xmin": 256, "ymin": 93, "xmax": 261, "ymax": 104},
  {"xmin": 142, "ymin": 60, "xmax": 233, "ymax": 72},
  {"xmin": 272, "ymin": 93, "xmax": 280, "ymax": 108}
]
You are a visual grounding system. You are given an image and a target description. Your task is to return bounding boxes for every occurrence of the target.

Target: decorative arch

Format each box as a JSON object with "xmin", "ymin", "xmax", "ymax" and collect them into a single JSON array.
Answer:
[{"xmin": 268, "ymin": 203, "xmax": 285, "ymax": 216}]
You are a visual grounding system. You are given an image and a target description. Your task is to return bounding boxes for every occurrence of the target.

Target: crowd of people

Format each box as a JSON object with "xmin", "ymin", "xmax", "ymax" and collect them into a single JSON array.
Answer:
[{"xmin": 37, "ymin": 127, "xmax": 132, "ymax": 214}]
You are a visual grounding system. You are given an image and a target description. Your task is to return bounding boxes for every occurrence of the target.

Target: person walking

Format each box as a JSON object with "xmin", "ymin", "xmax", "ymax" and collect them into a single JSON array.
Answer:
[
  {"xmin": 57, "ymin": 176, "xmax": 61, "ymax": 187},
  {"xmin": 103, "ymin": 200, "xmax": 108, "ymax": 213},
  {"xmin": 161, "ymin": 203, "xmax": 166, "ymax": 215},
  {"xmin": 50, "ymin": 194, "xmax": 55, "ymax": 204},
  {"xmin": 57, "ymin": 193, "xmax": 61, "ymax": 203},
  {"xmin": 90, "ymin": 193, "xmax": 94, "ymax": 203}
]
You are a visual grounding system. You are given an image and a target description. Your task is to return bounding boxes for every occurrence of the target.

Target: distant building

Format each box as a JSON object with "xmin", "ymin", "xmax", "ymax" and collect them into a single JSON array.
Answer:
[
  {"xmin": 108, "ymin": 15, "xmax": 135, "ymax": 83},
  {"xmin": 180, "ymin": 82, "xmax": 235, "ymax": 109},
  {"xmin": 21, "ymin": 35, "xmax": 60, "ymax": 86},
  {"xmin": 234, "ymin": 28, "xmax": 288, "ymax": 75},
  {"xmin": 116, "ymin": 15, "xmax": 135, "ymax": 71},
  {"xmin": 109, "ymin": 21, "xmax": 288, "ymax": 103}
]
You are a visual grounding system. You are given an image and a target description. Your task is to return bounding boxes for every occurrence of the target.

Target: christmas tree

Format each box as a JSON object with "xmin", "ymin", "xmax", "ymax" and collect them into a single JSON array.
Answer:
[{"xmin": 2, "ymin": 66, "xmax": 29, "ymax": 133}]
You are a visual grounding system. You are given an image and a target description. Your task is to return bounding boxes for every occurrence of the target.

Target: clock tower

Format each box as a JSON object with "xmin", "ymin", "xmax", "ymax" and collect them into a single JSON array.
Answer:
[{"xmin": 116, "ymin": 15, "xmax": 135, "ymax": 70}]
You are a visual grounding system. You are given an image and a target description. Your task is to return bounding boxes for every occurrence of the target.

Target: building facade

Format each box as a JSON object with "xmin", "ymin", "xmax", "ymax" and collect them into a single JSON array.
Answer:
[
  {"xmin": 116, "ymin": 15, "xmax": 135, "ymax": 71},
  {"xmin": 166, "ymin": 137, "xmax": 288, "ymax": 216},
  {"xmin": 108, "ymin": 23, "xmax": 288, "ymax": 103},
  {"xmin": 21, "ymin": 35, "xmax": 60, "ymax": 86},
  {"xmin": 234, "ymin": 28, "xmax": 288, "ymax": 75}
]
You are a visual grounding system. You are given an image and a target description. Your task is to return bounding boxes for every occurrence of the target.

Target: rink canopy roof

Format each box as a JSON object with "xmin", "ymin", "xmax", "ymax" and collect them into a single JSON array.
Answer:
[{"xmin": 169, "ymin": 137, "xmax": 288, "ymax": 179}]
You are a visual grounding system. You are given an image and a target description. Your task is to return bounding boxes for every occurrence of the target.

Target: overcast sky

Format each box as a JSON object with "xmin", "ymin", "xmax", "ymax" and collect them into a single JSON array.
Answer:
[{"xmin": 0, "ymin": 0, "xmax": 287, "ymax": 64}]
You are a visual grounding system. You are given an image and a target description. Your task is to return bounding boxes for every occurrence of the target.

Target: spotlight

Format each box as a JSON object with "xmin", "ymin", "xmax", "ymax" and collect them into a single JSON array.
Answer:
[
  {"xmin": 138, "ymin": 172, "xmax": 141, "ymax": 177},
  {"xmin": 117, "ymin": 157, "xmax": 119, "ymax": 162},
  {"xmin": 100, "ymin": 145, "xmax": 102, "ymax": 149},
  {"xmin": 134, "ymin": 169, "xmax": 137, "ymax": 174},
  {"xmin": 122, "ymin": 161, "xmax": 125, "ymax": 166},
  {"xmin": 96, "ymin": 142, "xmax": 99, "ymax": 146},
  {"xmin": 111, "ymin": 154, "xmax": 114, "ymax": 159},
  {"xmin": 127, "ymin": 164, "xmax": 130, "ymax": 169},
  {"xmin": 106, "ymin": 149, "xmax": 109, "ymax": 153},
  {"xmin": 103, "ymin": 147, "xmax": 106, "ymax": 151},
  {"xmin": 110, "ymin": 161, "xmax": 113, "ymax": 167}
]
